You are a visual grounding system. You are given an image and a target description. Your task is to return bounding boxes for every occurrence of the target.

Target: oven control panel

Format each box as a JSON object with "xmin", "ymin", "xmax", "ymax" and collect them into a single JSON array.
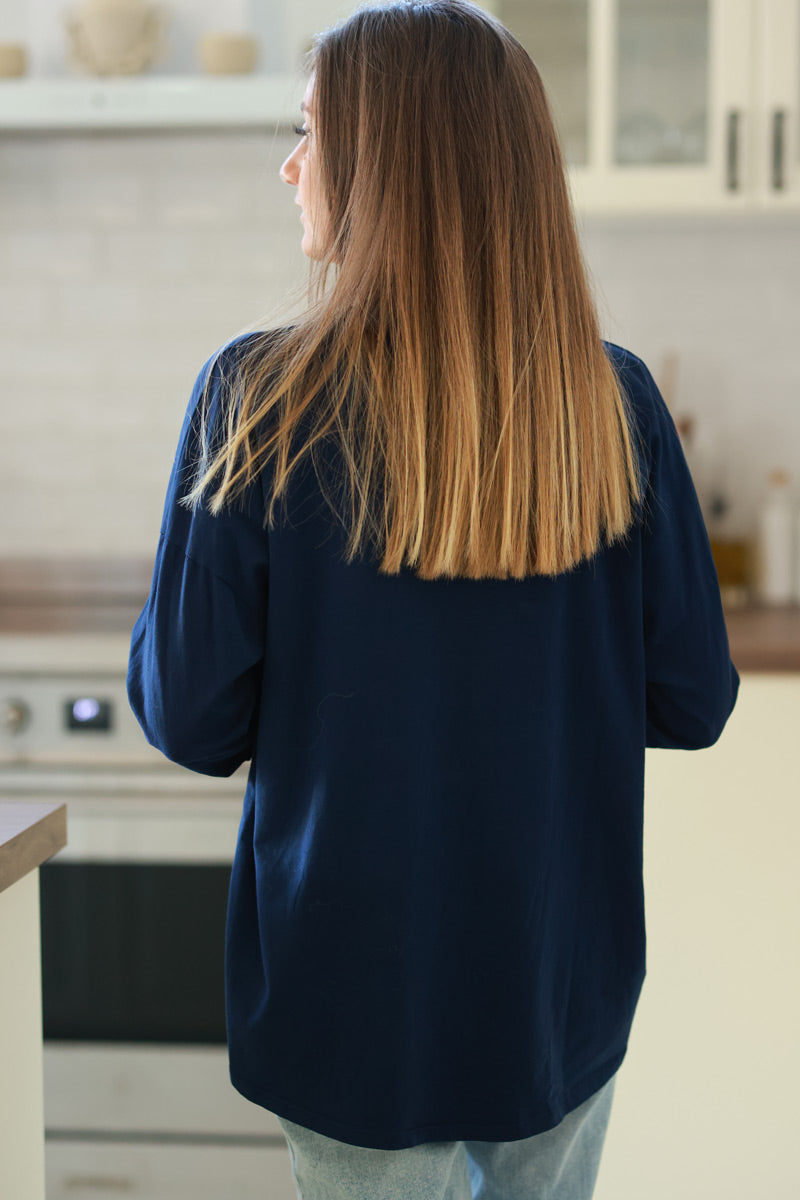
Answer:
[
  {"xmin": 0, "ymin": 637, "xmax": 249, "ymax": 796},
  {"xmin": 0, "ymin": 671, "xmax": 249, "ymax": 801},
  {"xmin": 0, "ymin": 674, "xmax": 169, "ymax": 766}
]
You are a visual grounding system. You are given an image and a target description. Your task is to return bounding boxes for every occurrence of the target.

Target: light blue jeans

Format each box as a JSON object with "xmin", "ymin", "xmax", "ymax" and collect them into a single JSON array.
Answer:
[{"xmin": 277, "ymin": 1073, "xmax": 616, "ymax": 1200}]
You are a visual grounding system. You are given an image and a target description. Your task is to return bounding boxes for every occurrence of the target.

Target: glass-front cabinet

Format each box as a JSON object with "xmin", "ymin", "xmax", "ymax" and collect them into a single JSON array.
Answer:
[
  {"xmin": 613, "ymin": 0, "xmax": 710, "ymax": 168},
  {"xmin": 485, "ymin": 0, "xmax": 756, "ymax": 212}
]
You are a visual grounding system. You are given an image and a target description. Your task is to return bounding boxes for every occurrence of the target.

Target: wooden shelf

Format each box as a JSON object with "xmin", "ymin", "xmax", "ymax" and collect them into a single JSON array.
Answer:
[{"xmin": 0, "ymin": 73, "xmax": 304, "ymax": 130}]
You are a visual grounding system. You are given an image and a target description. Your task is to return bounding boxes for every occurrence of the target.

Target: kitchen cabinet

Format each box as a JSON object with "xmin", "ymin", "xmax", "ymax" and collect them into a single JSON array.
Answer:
[
  {"xmin": 595, "ymin": 671, "xmax": 800, "ymax": 1200},
  {"xmin": 487, "ymin": 0, "xmax": 799, "ymax": 213}
]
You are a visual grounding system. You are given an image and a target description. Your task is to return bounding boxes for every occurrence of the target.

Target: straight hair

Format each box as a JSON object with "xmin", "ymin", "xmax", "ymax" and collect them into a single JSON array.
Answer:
[{"xmin": 182, "ymin": 0, "xmax": 645, "ymax": 581}]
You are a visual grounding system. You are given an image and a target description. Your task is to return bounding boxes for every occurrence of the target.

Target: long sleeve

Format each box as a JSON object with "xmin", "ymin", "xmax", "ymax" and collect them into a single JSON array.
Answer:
[
  {"xmin": 127, "ymin": 337, "xmax": 269, "ymax": 776},
  {"xmin": 633, "ymin": 357, "xmax": 740, "ymax": 749}
]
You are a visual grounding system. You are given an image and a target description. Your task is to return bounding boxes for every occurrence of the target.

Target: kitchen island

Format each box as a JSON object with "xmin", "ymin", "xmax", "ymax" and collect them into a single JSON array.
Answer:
[
  {"xmin": 595, "ymin": 665, "xmax": 800, "ymax": 1200},
  {"xmin": 0, "ymin": 802, "xmax": 67, "ymax": 1200}
]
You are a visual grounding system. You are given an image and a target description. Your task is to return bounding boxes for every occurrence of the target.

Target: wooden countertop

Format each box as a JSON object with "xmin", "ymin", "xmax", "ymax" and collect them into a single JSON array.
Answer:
[
  {"xmin": 0, "ymin": 803, "xmax": 67, "ymax": 897},
  {"xmin": 722, "ymin": 604, "xmax": 800, "ymax": 672}
]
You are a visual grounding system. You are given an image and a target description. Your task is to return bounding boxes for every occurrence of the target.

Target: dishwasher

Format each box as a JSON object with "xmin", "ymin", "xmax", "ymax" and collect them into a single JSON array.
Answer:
[{"xmin": 0, "ymin": 629, "xmax": 299, "ymax": 1200}]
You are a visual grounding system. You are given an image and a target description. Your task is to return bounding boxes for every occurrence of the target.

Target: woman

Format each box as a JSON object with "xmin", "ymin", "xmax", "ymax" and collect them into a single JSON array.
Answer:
[{"xmin": 127, "ymin": 2, "xmax": 739, "ymax": 1197}]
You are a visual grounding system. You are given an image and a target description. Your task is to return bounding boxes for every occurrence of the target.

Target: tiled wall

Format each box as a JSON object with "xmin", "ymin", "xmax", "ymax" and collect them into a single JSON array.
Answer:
[{"xmin": 1, "ymin": 127, "xmax": 799, "ymax": 559}]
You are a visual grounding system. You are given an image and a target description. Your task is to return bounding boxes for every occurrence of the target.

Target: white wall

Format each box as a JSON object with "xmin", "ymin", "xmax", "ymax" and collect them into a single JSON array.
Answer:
[
  {"xmin": 0, "ymin": 126, "xmax": 798, "ymax": 558},
  {"xmin": 578, "ymin": 210, "xmax": 800, "ymax": 543}
]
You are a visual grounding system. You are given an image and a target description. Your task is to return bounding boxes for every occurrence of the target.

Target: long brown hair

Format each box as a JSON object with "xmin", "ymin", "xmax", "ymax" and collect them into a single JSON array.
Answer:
[{"xmin": 182, "ymin": 0, "xmax": 645, "ymax": 581}]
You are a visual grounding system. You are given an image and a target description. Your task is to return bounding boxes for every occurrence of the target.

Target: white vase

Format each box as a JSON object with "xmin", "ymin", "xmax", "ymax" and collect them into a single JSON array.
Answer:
[
  {"xmin": 755, "ymin": 469, "xmax": 794, "ymax": 605},
  {"xmin": 62, "ymin": 0, "xmax": 170, "ymax": 77}
]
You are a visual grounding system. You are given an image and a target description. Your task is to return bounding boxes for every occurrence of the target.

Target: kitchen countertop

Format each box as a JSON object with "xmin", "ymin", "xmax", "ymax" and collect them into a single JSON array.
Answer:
[
  {"xmin": 0, "ymin": 803, "xmax": 67, "ymax": 896},
  {"xmin": 0, "ymin": 557, "xmax": 799, "ymax": 671},
  {"xmin": 721, "ymin": 604, "xmax": 800, "ymax": 672},
  {"xmin": 0, "ymin": 603, "xmax": 798, "ymax": 671}
]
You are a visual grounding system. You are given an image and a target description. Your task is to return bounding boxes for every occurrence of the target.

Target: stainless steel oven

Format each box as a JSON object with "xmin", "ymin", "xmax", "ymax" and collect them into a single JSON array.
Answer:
[{"xmin": 0, "ymin": 632, "xmax": 298, "ymax": 1200}]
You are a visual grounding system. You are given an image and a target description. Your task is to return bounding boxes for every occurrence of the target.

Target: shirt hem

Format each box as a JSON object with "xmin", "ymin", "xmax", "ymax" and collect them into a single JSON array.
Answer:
[{"xmin": 228, "ymin": 1047, "xmax": 627, "ymax": 1150}]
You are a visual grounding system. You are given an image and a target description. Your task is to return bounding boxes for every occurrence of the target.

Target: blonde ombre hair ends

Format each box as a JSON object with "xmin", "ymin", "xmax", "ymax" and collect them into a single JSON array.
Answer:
[{"xmin": 182, "ymin": 0, "xmax": 645, "ymax": 581}]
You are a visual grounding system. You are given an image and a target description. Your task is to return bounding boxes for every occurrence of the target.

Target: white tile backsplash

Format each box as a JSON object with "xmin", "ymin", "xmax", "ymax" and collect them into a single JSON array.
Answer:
[
  {"xmin": 577, "ymin": 213, "xmax": 800, "ymax": 538},
  {"xmin": 1, "ymin": 126, "xmax": 798, "ymax": 559},
  {"xmin": 0, "ymin": 281, "xmax": 55, "ymax": 329}
]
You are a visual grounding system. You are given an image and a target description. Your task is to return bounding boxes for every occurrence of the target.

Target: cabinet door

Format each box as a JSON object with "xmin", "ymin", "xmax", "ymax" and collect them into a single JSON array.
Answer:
[
  {"xmin": 614, "ymin": 0, "xmax": 712, "ymax": 167},
  {"xmin": 490, "ymin": 0, "xmax": 756, "ymax": 213},
  {"xmin": 46, "ymin": 1142, "xmax": 298, "ymax": 1200},
  {"xmin": 754, "ymin": 0, "xmax": 800, "ymax": 206}
]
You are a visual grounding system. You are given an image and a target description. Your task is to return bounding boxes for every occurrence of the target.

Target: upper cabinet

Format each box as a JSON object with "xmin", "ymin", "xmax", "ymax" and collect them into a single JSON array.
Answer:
[
  {"xmin": 487, "ymin": 0, "xmax": 800, "ymax": 212},
  {"xmin": 0, "ymin": 0, "xmax": 797, "ymax": 213}
]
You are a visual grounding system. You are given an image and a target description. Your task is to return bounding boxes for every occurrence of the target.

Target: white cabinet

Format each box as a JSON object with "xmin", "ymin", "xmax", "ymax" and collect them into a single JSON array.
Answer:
[
  {"xmin": 595, "ymin": 672, "xmax": 800, "ymax": 1199},
  {"xmin": 45, "ymin": 1142, "xmax": 298, "ymax": 1200},
  {"xmin": 488, "ymin": 0, "xmax": 753, "ymax": 212},
  {"xmin": 43, "ymin": 1045, "xmax": 300, "ymax": 1199},
  {"xmin": 487, "ymin": 0, "xmax": 800, "ymax": 213}
]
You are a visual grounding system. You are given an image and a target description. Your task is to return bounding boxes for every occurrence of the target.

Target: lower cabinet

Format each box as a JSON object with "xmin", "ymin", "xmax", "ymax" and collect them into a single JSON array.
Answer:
[{"xmin": 45, "ymin": 1140, "xmax": 298, "ymax": 1200}]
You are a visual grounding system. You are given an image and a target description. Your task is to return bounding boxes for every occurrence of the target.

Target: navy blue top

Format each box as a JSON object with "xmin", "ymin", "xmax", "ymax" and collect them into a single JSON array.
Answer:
[{"xmin": 127, "ymin": 332, "xmax": 739, "ymax": 1150}]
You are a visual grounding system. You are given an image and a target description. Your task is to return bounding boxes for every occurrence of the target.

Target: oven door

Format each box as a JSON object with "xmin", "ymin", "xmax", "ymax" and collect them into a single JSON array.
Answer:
[{"xmin": 22, "ymin": 782, "xmax": 298, "ymax": 1200}]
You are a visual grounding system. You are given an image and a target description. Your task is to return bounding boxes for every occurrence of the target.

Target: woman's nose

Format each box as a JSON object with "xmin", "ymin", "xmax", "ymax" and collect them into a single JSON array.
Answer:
[{"xmin": 280, "ymin": 148, "xmax": 300, "ymax": 186}]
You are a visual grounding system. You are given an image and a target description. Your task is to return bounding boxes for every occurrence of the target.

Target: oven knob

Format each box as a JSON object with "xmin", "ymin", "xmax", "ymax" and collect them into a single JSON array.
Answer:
[{"xmin": 2, "ymin": 699, "xmax": 31, "ymax": 735}]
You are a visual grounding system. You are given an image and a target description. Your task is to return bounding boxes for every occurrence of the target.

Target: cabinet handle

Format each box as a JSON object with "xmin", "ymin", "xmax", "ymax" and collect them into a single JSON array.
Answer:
[
  {"xmin": 771, "ymin": 108, "xmax": 786, "ymax": 190},
  {"xmin": 725, "ymin": 109, "xmax": 740, "ymax": 191},
  {"xmin": 64, "ymin": 1177, "xmax": 133, "ymax": 1191}
]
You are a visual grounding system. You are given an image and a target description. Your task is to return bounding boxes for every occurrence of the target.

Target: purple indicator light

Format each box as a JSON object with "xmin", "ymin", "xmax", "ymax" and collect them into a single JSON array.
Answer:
[{"xmin": 73, "ymin": 697, "xmax": 101, "ymax": 723}]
